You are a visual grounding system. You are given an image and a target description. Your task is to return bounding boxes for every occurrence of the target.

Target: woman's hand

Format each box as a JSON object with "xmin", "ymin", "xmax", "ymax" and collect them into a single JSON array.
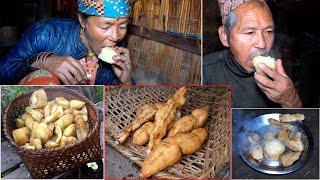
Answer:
[
  {"xmin": 42, "ymin": 55, "xmax": 86, "ymax": 85},
  {"xmin": 112, "ymin": 47, "xmax": 132, "ymax": 84}
]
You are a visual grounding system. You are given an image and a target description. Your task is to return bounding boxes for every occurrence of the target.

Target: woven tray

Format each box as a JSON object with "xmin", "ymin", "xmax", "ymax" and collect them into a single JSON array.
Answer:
[
  {"xmin": 2, "ymin": 87, "xmax": 102, "ymax": 178},
  {"xmin": 105, "ymin": 85, "xmax": 231, "ymax": 178}
]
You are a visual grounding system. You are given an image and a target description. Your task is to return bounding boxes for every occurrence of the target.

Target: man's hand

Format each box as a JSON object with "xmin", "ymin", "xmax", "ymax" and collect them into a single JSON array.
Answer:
[
  {"xmin": 42, "ymin": 55, "xmax": 86, "ymax": 85},
  {"xmin": 112, "ymin": 47, "xmax": 132, "ymax": 84},
  {"xmin": 254, "ymin": 59, "xmax": 302, "ymax": 108}
]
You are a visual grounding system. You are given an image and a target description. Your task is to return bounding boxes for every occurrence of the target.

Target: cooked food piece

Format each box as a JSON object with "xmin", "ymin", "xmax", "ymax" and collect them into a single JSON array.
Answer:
[
  {"xmin": 279, "ymin": 114, "xmax": 305, "ymax": 122},
  {"xmin": 12, "ymin": 127, "xmax": 31, "ymax": 146},
  {"xmin": 280, "ymin": 151, "xmax": 301, "ymax": 167},
  {"xmin": 63, "ymin": 124, "xmax": 76, "ymax": 137},
  {"xmin": 264, "ymin": 139, "xmax": 285, "ymax": 161},
  {"xmin": 191, "ymin": 106, "xmax": 209, "ymax": 127},
  {"xmin": 117, "ymin": 103, "xmax": 159, "ymax": 144},
  {"xmin": 284, "ymin": 132, "xmax": 304, "ymax": 152},
  {"xmin": 35, "ymin": 122, "xmax": 53, "ymax": 142},
  {"xmin": 54, "ymin": 114, "xmax": 74, "ymax": 130},
  {"xmin": 167, "ymin": 115, "xmax": 198, "ymax": 137},
  {"xmin": 24, "ymin": 116, "xmax": 34, "ymax": 130},
  {"xmin": 16, "ymin": 118, "xmax": 25, "ymax": 128},
  {"xmin": 31, "ymin": 138, "xmax": 42, "ymax": 149},
  {"xmin": 74, "ymin": 115, "xmax": 89, "ymax": 140},
  {"xmin": 162, "ymin": 128, "xmax": 208, "ymax": 155},
  {"xmin": 70, "ymin": 100, "xmax": 86, "ymax": 110},
  {"xmin": 98, "ymin": 47, "xmax": 117, "ymax": 64},
  {"xmin": 249, "ymin": 144, "xmax": 264, "ymax": 161},
  {"xmin": 44, "ymin": 125, "xmax": 62, "ymax": 148},
  {"xmin": 30, "ymin": 121, "xmax": 39, "ymax": 142},
  {"xmin": 278, "ymin": 129, "xmax": 289, "ymax": 143},
  {"xmin": 248, "ymin": 133, "xmax": 261, "ymax": 144},
  {"xmin": 140, "ymin": 142, "xmax": 182, "ymax": 178},
  {"xmin": 133, "ymin": 122, "xmax": 154, "ymax": 145},
  {"xmin": 43, "ymin": 101, "xmax": 51, "ymax": 118},
  {"xmin": 44, "ymin": 105, "xmax": 63, "ymax": 124},
  {"xmin": 29, "ymin": 89, "xmax": 48, "ymax": 109},
  {"xmin": 263, "ymin": 131, "xmax": 277, "ymax": 141},
  {"xmin": 253, "ymin": 56, "xmax": 276, "ymax": 70},
  {"xmin": 171, "ymin": 87, "xmax": 187, "ymax": 108},
  {"xmin": 60, "ymin": 136, "xmax": 77, "ymax": 147},
  {"xmin": 21, "ymin": 143, "xmax": 35, "ymax": 149},
  {"xmin": 55, "ymin": 97, "xmax": 70, "ymax": 109},
  {"xmin": 268, "ymin": 118, "xmax": 294, "ymax": 130},
  {"xmin": 25, "ymin": 106, "xmax": 43, "ymax": 122}
]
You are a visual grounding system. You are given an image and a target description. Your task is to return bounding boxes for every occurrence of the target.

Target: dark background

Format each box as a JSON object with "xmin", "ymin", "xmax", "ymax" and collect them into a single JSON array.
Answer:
[
  {"xmin": 232, "ymin": 109, "xmax": 319, "ymax": 179},
  {"xmin": 204, "ymin": 0, "xmax": 320, "ymax": 107}
]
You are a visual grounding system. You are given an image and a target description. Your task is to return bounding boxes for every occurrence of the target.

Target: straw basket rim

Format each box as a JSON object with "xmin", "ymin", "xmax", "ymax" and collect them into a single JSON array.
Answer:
[{"xmin": 2, "ymin": 86, "xmax": 100, "ymax": 154}]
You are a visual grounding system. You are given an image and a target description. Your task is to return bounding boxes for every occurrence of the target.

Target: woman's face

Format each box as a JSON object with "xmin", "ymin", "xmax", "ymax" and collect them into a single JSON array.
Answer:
[{"xmin": 81, "ymin": 15, "xmax": 129, "ymax": 55}]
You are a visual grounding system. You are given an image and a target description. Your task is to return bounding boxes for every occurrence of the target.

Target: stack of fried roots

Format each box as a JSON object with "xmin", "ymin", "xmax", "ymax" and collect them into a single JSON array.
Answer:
[
  {"xmin": 116, "ymin": 87, "xmax": 209, "ymax": 177},
  {"xmin": 12, "ymin": 89, "xmax": 90, "ymax": 149}
]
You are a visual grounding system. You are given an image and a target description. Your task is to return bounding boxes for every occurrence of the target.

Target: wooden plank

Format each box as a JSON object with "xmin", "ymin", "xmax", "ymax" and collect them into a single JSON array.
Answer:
[
  {"xmin": 128, "ymin": 24, "xmax": 201, "ymax": 55},
  {"xmin": 1, "ymin": 141, "xmax": 23, "ymax": 173},
  {"xmin": 3, "ymin": 164, "xmax": 30, "ymax": 179}
]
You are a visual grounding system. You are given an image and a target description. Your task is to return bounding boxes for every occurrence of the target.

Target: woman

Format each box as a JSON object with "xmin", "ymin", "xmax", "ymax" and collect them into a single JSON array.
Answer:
[{"xmin": 0, "ymin": 0, "xmax": 132, "ymax": 85}]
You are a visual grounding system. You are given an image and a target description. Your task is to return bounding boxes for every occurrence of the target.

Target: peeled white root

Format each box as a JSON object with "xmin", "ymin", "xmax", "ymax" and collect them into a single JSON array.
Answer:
[
  {"xmin": 98, "ymin": 47, "xmax": 118, "ymax": 64},
  {"xmin": 253, "ymin": 56, "xmax": 276, "ymax": 70}
]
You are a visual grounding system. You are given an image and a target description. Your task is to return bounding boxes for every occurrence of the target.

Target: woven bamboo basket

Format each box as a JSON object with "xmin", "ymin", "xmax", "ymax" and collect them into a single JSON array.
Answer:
[
  {"xmin": 2, "ymin": 87, "xmax": 102, "ymax": 178},
  {"xmin": 105, "ymin": 85, "xmax": 231, "ymax": 178}
]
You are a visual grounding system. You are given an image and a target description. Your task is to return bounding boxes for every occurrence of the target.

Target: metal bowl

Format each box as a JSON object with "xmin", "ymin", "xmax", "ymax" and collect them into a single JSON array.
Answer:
[{"xmin": 237, "ymin": 113, "xmax": 313, "ymax": 175}]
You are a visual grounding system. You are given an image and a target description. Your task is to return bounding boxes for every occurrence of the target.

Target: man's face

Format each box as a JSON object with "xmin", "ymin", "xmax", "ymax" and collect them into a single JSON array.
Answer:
[
  {"xmin": 228, "ymin": 3, "xmax": 275, "ymax": 73},
  {"xmin": 83, "ymin": 16, "xmax": 129, "ymax": 55}
]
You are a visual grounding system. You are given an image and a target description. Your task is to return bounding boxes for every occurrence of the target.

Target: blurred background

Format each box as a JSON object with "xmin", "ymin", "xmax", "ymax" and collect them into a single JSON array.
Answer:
[{"xmin": 203, "ymin": 0, "xmax": 320, "ymax": 107}]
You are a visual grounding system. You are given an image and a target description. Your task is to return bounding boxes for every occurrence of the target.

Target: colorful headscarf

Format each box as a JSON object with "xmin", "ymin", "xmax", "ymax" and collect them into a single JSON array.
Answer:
[
  {"xmin": 78, "ymin": 0, "xmax": 131, "ymax": 18},
  {"xmin": 217, "ymin": 0, "xmax": 266, "ymax": 24}
]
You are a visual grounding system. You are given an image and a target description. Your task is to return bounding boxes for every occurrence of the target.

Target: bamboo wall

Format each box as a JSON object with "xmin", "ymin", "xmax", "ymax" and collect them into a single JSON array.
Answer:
[{"xmin": 128, "ymin": 0, "xmax": 201, "ymax": 84}]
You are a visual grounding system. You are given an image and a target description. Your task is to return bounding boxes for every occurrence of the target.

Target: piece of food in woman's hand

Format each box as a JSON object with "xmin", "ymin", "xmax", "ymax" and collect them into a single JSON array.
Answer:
[
  {"xmin": 280, "ymin": 151, "xmax": 301, "ymax": 167},
  {"xmin": 248, "ymin": 133, "xmax": 260, "ymax": 144},
  {"xmin": 12, "ymin": 127, "xmax": 31, "ymax": 146},
  {"xmin": 133, "ymin": 122, "xmax": 154, "ymax": 145},
  {"xmin": 140, "ymin": 142, "xmax": 182, "ymax": 178},
  {"xmin": 191, "ymin": 106, "xmax": 209, "ymax": 127},
  {"xmin": 162, "ymin": 128, "xmax": 208, "ymax": 155},
  {"xmin": 249, "ymin": 144, "xmax": 264, "ymax": 161},
  {"xmin": 279, "ymin": 114, "xmax": 305, "ymax": 122},
  {"xmin": 268, "ymin": 118, "xmax": 294, "ymax": 130},
  {"xmin": 29, "ymin": 89, "xmax": 48, "ymax": 109},
  {"xmin": 98, "ymin": 47, "xmax": 118, "ymax": 64},
  {"xmin": 263, "ymin": 131, "xmax": 277, "ymax": 141},
  {"xmin": 253, "ymin": 56, "xmax": 276, "ymax": 70},
  {"xmin": 167, "ymin": 115, "xmax": 198, "ymax": 137},
  {"xmin": 117, "ymin": 103, "xmax": 159, "ymax": 144},
  {"xmin": 264, "ymin": 139, "xmax": 285, "ymax": 161},
  {"xmin": 284, "ymin": 132, "xmax": 304, "ymax": 152}
]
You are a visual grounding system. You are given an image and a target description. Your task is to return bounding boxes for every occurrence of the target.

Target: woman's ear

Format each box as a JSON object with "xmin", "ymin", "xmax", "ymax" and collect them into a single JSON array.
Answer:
[
  {"xmin": 218, "ymin": 26, "xmax": 230, "ymax": 47},
  {"xmin": 78, "ymin": 13, "xmax": 85, "ymax": 28}
]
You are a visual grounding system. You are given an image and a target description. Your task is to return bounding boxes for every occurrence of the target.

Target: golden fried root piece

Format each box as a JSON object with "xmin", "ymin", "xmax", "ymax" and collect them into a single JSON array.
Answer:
[
  {"xmin": 74, "ymin": 115, "xmax": 89, "ymax": 140},
  {"xmin": 133, "ymin": 122, "xmax": 154, "ymax": 145},
  {"xmin": 70, "ymin": 100, "xmax": 85, "ymax": 110},
  {"xmin": 147, "ymin": 101, "xmax": 178, "ymax": 153},
  {"xmin": 25, "ymin": 106, "xmax": 43, "ymax": 122},
  {"xmin": 162, "ymin": 128, "xmax": 208, "ymax": 155},
  {"xmin": 167, "ymin": 115, "xmax": 198, "ymax": 137},
  {"xmin": 140, "ymin": 142, "xmax": 182, "ymax": 178},
  {"xmin": 249, "ymin": 144, "xmax": 264, "ymax": 161},
  {"xmin": 280, "ymin": 151, "xmax": 301, "ymax": 167},
  {"xmin": 279, "ymin": 114, "xmax": 305, "ymax": 122},
  {"xmin": 29, "ymin": 89, "xmax": 48, "ymax": 109},
  {"xmin": 268, "ymin": 118, "xmax": 294, "ymax": 130},
  {"xmin": 16, "ymin": 118, "xmax": 25, "ymax": 128},
  {"xmin": 60, "ymin": 136, "xmax": 77, "ymax": 147},
  {"xmin": 191, "ymin": 106, "xmax": 209, "ymax": 127},
  {"xmin": 170, "ymin": 87, "xmax": 187, "ymax": 108},
  {"xmin": 117, "ymin": 103, "xmax": 159, "ymax": 144},
  {"xmin": 55, "ymin": 97, "xmax": 70, "ymax": 109}
]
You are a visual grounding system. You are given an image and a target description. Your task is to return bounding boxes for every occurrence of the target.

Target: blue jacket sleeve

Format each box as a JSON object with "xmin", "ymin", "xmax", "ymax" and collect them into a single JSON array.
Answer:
[{"xmin": 0, "ymin": 21, "xmax": 54, "ymax": 84}]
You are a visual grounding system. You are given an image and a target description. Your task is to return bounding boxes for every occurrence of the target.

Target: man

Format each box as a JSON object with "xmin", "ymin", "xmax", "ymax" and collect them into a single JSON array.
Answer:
[
  {"xmin": 203, "ymin": 0, "xmax": 302, "ymax": 108},
  {"xmin": 0, "ymin": 0, "xmax": 132, "ymax": 85}
]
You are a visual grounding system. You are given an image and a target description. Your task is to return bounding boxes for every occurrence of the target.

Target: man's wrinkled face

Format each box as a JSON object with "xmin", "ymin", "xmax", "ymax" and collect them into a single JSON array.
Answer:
[
  {"xmin": 83, "ymin": 16, "xmax": 129, "ymax": 55},
  {"xmin": 229, "ymin": 2, "xmax": 275, "ymax": 73}
]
